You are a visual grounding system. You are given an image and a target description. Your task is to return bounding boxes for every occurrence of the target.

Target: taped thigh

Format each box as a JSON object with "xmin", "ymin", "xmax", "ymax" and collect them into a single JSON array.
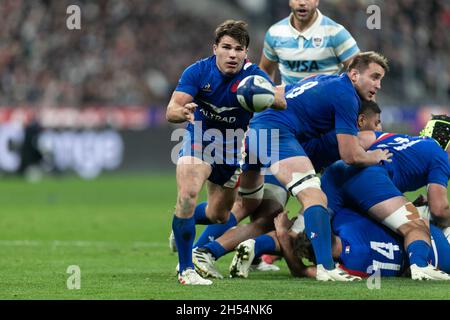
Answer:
[
  {"xmin": 285, "ymin": 170, "xmax": 321, "ymax": 197},
  {"xmin": 382, "ymin": 202, "xmax": 422, "ymax": 231}
]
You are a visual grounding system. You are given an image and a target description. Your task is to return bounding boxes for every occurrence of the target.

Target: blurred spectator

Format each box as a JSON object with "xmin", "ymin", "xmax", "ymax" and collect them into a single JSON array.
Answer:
[{"xmin": 0, "ymin": 0, "xmax": 448, "ymax": 108}]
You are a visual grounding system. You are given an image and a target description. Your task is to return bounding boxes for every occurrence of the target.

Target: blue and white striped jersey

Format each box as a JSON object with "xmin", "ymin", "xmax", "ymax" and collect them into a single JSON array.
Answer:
[{"xmin": 263, "ymin": 10, "xmax": 360, "ymax": 84}]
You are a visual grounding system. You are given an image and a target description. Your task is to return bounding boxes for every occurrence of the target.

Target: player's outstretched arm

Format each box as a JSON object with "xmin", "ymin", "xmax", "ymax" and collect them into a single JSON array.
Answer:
[
  {"xmin": 427, "ymin": 183, "xmax": 450, "ymax": 228},
  {"xmin": 274, "ymin": 212, "xmax": 313, "ymax": 278},
  {"xmin": 270, "ymin": 85, "xmax": 287, "ymax": 110},
  {"xmin": 166, "ymin": 91, "xmax": 197, "ymax": 124},
  {"xmin": 337, "ymin": 133, "xmax": 392, "ymax": 166}
]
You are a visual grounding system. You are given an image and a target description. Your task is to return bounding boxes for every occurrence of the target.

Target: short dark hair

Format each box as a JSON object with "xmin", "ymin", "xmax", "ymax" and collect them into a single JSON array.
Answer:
[
  {"xmin": 348, "ymin": 51, "xmax": 389, "ymax": 73},
  {"xmin": 214, "ymin": 20, "xmax": 250, "ymax": 48},
  {"xmin": 420, "ymin": 114, "xmax": 450, "ymax": 150},
  {"xmin": 359, "ymin": 100, "xmax": 381, "ymax": 116},
  {"xmin": 293, "ymin": 232, "xmax": 316, "ymax": 265}
]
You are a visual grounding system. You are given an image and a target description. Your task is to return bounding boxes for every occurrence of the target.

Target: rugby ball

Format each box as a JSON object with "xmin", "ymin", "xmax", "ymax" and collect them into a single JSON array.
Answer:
[{"xmin": 237, "ymin": 75, "xmax": 275, "ymax": 112}]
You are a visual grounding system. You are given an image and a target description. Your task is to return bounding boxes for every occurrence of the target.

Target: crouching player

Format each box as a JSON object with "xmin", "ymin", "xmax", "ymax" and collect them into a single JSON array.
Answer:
[
  {"xmin": 318, "ymin": 114, "xmax": 450, "ymax": 280},
  {"xmin": 234, "ymin": 208, "xmax": 450, "ymax": 279}
]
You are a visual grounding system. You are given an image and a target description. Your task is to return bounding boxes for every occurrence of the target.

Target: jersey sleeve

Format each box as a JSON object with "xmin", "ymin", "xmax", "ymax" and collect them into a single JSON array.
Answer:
[
  {"xmin": 175, "ymin": 62, "xmax": 201, "ymax": 97},
  {"xmin": 262, "ymin": 28, "xmax": 279, "ymax": 62},
  {"xmin": 333, "ymin": 94, "xmax": 359, "ymax": 136},
  {"xmin": 427, "ymin": 146, "xmax": 450, "ymax": 187},
  {"xmin": 332, "ymin": 27, "xmax": 360, "ymax": 63}
]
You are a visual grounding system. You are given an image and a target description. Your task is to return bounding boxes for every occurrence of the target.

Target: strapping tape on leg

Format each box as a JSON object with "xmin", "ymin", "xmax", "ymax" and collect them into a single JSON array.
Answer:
[
  {"xmin": 285, "ymin": 170, "xmax": 321, "ymax": 197},
  {"xmin": 238, "ymin": 184, "xmax": 264, "ymax": 199},
  {"xmin": 263, "ymin": 183, "xmax": 289, "ymax": 206},
  {"xmin": 382, "ymin": 202, "xmax": 421, "ymax": 231},
  {"xmin": 416, "ymin": 205, "xmax": 431, "ymax": 221},
  {"xmin": 290, "ymin": 214, "xmax": 305, "ymax": 234}
]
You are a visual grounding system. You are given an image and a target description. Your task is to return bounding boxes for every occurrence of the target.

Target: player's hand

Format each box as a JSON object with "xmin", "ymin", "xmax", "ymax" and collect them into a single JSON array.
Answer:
[
  {"xmin": 182, "ymin": 102, "xmax": 197, "ymax": 124},
  {"xmin": 274, "ymin": 211, "xmax": 291, "ymax": 234},
  {"xmin": 270, "ymin": 87, "xmax": 287, "ymax": 110},
  {"xmin": 368, "ymin": 148, "xmax": 392, "ymax": 163}
]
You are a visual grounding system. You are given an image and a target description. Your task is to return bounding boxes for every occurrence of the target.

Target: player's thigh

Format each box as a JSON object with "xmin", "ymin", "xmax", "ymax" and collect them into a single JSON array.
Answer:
[
  {"xmin": 176, "ymin": 156, "xmax": 211, "ymax": 197},
  {"xmin": 368, "ymin": 196, "xmax": 410, "ymax": 222},
  {"xmin": 272, "ymin": 156, "xmax": 325, "ymax": 208},
  {"xmin": 236, "ymin": 169, "xmax": 265, "ymax": 219},
  {"xmin": 344, "ymin": 166, "xmax": 404, "ymax": 216}
]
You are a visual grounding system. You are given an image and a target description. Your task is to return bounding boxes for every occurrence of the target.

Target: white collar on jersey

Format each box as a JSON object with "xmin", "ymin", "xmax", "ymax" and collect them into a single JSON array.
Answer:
[{"xmin": 288, "ymin": 9, "xmax": 324, "ymax": 40}]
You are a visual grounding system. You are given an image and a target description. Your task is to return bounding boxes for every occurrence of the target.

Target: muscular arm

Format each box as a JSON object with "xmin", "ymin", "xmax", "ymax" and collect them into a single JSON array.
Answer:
[
  {"xmin": 259, "ymin": 53, "xmax": 278, "ymax": 83},
  {"xmin": 271, "ymin": 85, "xmax": 287, "ymax": 110},
  {"xmin": 427, "ymin": 183, "xmax": 450, "ymax": 228},
  {"xmin": 337, "ymin": 133, "xmax": 391, "ymax": 166},
  {"xmin": 166, "ymin": 91, "xmax": 196, "ymax": 124},
  {"xmin": 277, "ymin": 231, "xmax": 310, "ymax": 277},
  {"xmin": 357, "ymin": 131, "xmax": 377, "ymax": 150},
  {"xmin": 274, "ymin": 212, "xmax": 313, "ymax": 278}
]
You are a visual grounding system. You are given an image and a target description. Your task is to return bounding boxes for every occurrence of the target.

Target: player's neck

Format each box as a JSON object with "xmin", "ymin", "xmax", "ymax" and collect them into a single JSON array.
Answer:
[
  {"xmin": 291, "ymin": 10, "xmax": 318, "ymax": 33},
  {"xmin": 331, "ymin": 235, "xmax": 342, "ymax": 258}
]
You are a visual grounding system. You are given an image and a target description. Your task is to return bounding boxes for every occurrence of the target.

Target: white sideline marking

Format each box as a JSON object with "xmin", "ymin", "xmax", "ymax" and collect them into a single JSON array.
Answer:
[{"xmin": 0, "ymin": 240, "xmax": 166, "ymax": 248}]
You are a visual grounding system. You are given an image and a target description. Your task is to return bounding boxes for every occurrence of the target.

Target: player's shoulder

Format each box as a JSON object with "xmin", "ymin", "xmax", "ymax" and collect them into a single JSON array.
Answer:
[
  {"xmin": 183, "ymin": 55, "xmax": 216, "ymax": 78},
  {"xmin": 192, "ymin": 55, "xmax": 215, "ymax": 69},
  {"xmin": 266, "ymin": 16, "xmax": 291, "ymax": 35},
  {"xmin": 320, "ymin": 14, "xmax": 344, "ymax": 28},
  {"xmin": 325, "ymin": 74, "xmax": 358, "ymax": 100},
  {"xmin": 319, "ymin": 13, "xmax": 353, "ymax": 37}
]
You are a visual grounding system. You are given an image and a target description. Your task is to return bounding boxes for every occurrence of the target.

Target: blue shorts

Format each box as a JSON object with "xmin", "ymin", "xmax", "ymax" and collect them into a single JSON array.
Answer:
[
  {"xmin": 178, "ymin": 123, "xmax": 242, "ymax": 187},
  {"xmin": 302, "ymin": 130, "xmax": 340, "ymax": 172},
  {"xmin": 322, "ymin": 161, "xmax": 403, "ymax": 213},
  {"xmin": 242, "ymin": 118, "xmax": 307, "ymax": 173}
]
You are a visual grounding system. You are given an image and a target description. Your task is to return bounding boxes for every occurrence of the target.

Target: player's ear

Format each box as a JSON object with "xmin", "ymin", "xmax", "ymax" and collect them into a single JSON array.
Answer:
[
  {"xmin": 213, "ymin": 44, "xmax": 217, "ymax": 55},
  {"xmin": 348, "ymin": 68, "xmax": 360, "ymax": 83},
  {"xmin": 357, "ymin": 114, "xmax": 365, "ymax": 129}
]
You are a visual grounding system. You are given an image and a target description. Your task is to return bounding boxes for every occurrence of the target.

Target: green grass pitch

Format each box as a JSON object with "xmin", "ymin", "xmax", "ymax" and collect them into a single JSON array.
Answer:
[{"xmin": 0, "ymin": 173, "xmax": 449, "ymax": 299}]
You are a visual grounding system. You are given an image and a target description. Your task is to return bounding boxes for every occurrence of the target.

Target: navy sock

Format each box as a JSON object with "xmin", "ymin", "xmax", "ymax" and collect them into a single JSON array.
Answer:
[
  {"xmin": 254, "ymin": 234, "xmax": 276, "ymax": 258},
  {"xmin": 172, "ymin": 215, "xmax": 196, "ymax": 272},
  {"xmin": 304, "ymin": 205, "xmax": 334, "ymax": 270},
  {"xmin": 407, "ymin": 240, "xmax": 431, "ymax": 268},
  {"xmin": 193, "ymin": 202, "xmax": 211, "ymax": 224},
  {"xmin": 194, "ymin": 212, "xmax": 237, "ymax": 247},
  {"xmin": 204, "ymin": 241, "xmax": 227, "ymax": 260}
]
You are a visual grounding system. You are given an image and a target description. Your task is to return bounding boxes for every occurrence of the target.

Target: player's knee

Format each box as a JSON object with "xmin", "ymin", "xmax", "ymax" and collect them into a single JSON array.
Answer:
[
  {"xmin": 286, "ymin": 170, "xmax": 321, "ymax": 197},
  {"xmin": 382, "ymin": 203, "xmax": 428, "ymax": 235},
  {"xmin": 297, "ymin": 187, "xmax": 327, "ymax": 208},
  {"xmin": 177, "ymin": 189, "xmax": 198, "ymax": 213},
  {"xmin": 211, "ymin": 210, "xmax": 230, "ymax": 224}
]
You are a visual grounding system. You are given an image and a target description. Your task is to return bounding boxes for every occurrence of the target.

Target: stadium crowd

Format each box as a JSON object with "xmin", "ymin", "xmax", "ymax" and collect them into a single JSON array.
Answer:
[{"xmin": 0, "ymin": 0, "xmax": 448, "ymax": 108}]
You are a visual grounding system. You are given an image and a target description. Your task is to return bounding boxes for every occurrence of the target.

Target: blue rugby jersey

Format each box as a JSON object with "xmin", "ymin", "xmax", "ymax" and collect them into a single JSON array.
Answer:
[
  {"xmin": 175, "ymin": 55, "xmax": 272, "ymax": 132},
  {"xmin": 369, "ymin": 132, "xmax": 450, "ymax": 193},
  {"xmin": 251, "ymin": 73, "xmax": 360, "ymax": 142},
  {"xmin": 263, "ymin": 10, "xmax": 359, "ymax": 84},
  {"xmin": 333, "ymin": 208, "xmax": 450, "ymax": 276},
  {"xmin": 333, "ymin": 208, "xmax": 406, "ymax": 277}
]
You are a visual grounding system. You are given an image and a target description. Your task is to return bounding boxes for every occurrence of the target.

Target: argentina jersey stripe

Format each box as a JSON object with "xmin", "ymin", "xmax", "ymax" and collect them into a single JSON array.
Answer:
[{"xmin": 263, "ymin": 10, "xmax": 360, "ymax": 84}]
